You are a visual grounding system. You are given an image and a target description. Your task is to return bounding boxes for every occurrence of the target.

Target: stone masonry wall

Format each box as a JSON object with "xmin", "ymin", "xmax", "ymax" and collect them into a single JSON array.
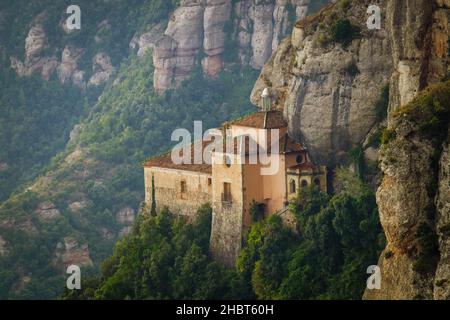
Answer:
[{"xmin": 144, "ymin": 167, "xmax": 212, "ymax": 220}]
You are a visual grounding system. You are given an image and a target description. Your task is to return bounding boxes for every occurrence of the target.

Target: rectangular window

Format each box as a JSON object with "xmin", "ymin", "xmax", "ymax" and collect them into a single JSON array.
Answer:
[
  {"xmin": 180, "ymin": 180, "xmax": 187, "ymax": 198},
  {"xmin": 222, "ymin": 182, "xmax": 232, "ymax": 202},
  {"xmin": 208, "ymin": 178, "xmax": 212, "ymax": 186}
]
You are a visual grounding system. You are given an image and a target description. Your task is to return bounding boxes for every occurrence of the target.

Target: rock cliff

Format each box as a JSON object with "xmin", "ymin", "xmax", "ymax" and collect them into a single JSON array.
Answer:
[
  {"xmin": 251, "ymin": 0, "xmax": 393, "ymax": 166},
  {"xmin": 10, "ymin": 11, "xmax": 115, "ymax": 89},
  {"xmin": 147, "ymin": 0, "xmax": 314, "ymax": 93},
  {"xmin": 10, "ymin": 1, "xmax": 318, "ymax": 93},
  {"xmin": 366, "ymin": 0, "xmax": 449, "ymax": 300},
  {"xmin": 251, "ymin": 0, "xmax": 449, "ymax": 299}
]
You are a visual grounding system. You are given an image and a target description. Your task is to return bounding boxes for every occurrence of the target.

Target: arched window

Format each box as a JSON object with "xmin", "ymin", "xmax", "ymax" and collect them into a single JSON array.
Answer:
[
  {"xmin": 296, "ymin": 154, "xmax": 303, "ymax": 164},
  {"xmin": 301, "ymin": 180, "xmax": 308, "ymax": 188},
  {"xmin": 289, "ymin": 179, "xmax": 296, "ymax": 194},
  {"xmin": 314, "ymin": 178, "xmax": 321, "ymax": 188}
]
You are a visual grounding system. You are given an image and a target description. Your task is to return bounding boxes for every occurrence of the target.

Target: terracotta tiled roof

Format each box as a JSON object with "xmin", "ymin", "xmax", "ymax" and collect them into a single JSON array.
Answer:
[
  {"xmin": 144, "ymin": 140, "xmax": 212, "ymax": 174},
  {"xmin": 227, "ymin": 110, "xmax": 287, "ymax": 129}
]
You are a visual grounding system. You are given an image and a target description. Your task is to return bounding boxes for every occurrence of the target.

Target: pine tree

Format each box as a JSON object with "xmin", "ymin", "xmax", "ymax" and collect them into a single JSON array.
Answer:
[{"xmin": 151, "ymin": 173, "xmax": 157, "ymax": 217}]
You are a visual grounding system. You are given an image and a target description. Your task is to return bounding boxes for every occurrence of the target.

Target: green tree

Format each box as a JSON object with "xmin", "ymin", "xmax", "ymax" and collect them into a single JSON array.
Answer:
[{"xmin": 151, "ymin": 174, "xmax": 157, "ymax": 217}]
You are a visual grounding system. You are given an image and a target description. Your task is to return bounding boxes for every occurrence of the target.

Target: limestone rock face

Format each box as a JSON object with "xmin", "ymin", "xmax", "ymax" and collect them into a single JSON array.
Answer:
[
  {"xmin": 0, "ymin": 235, "xmax": 8, "ymax": 256},
  {"xmin": 249, "ymin": 1, "xmax": 275, "ymax": 68},
  {"xmin": 69, "ymin": 124, "xmax": 83, "ymax": 143},
  {"xmin": 10, "ymin": 13, "xmax": 58, "ymax": 81},
  {"xmin": 202, "ymin": 0, "xmax": 232, "ymax": 76},
  {"xmin": 250, "ymin": 0, "xmax": 448, "ymax": 299},
  {"xmin": 116, "ymin": 207, "xmax": 135, "ymax": 237},
  {"xmin": 0, "ymin": 162, "xmax": 7, "ymax": 172},
  {"xmin": 152, "ymin": 0, "xmax": 314, "ymax": 93},
  {"xmin": 433, "ymin": 128, "xmax": 450, "ymax": 299},
  {"xmin": 25, "ymin": 24, "xmax": 47, "ymax": 63},
  {"xmin": 152, "ymin": 0, "xmax": 205, "ymax": 93},
  {"xmin": 251, "ymin": 2, "xmax": 392, "ymax": 166},
  {"xmin": 363, "ymin": 0, "xmax": 450, "ymax": 300},
  {"xmin": 131, "ymin": 23, "xmax": 166, "ymax": 57},
  {"xmin": 57, "ymin": 46, "xmax": 85, "ymax": 89},
  {"xmin": 365, "ymin": 118, "xmax": 441, "ymax": 299},
  {"xmin": 10, "ymin": 11, "xmax": 115, "ymax": 88},
  {"xmin": 53, "ymin": 237, "xmax": 93, "ymax": 272},
  {"xmin": 68, "ymin": 201, "xmax": 88, "ymax": 213},
  {"xmin": 34, "ymin": 201, "xmax": 61, "ymax": 220},
  {"xmin": 88, "ymin": 52, "xmax": 115, "ymax": 87}
]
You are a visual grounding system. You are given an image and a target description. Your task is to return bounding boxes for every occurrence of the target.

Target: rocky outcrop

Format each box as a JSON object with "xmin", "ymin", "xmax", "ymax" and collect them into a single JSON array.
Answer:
[
  {"xmin": 152, "ymin": 0, "xmax": 313, "ymax": 93},
  {"xmin": 363, "ymin": 82, "xmax": 450, "ymax": 300},
  {"xmin": 434, "ymin": 128, "xmax": 450, "ymax": 299},
  {"xmin": 10, "ymin": 11, "xmax": 113, "ymax": 88},
  {"xmin": 249, "ymin": 0, "xmax": 448, "ymax": 299},
  {"xmin": 116, "ymin": 207, "xmax": 135, "ymax": 237},
  {"xmin": 57, "ymin": 46, "xmax": 86, "ymax": 89},
  {"xmin": 130, "ymin": 23, "xmax": 166, "ymax": 57},
  {"xmin": 10, "ymin": 12, "xmax": 58, "ymax": 81},
  {"xmin": 362, "ymin": 0, "xmax": 450, "ymax": 300},
  {"xmin": 88, "ymin": 52, "xmax": 115, "ymax": 87},
  {"xmin": 0, "ymin": 162, "xmax": 7, "ymax": 172},
  {"xmin": 385, "ymin": 0, "xmax": 447, "ymax": 113},
  {"xmin": 34, "ymin": 201, "xmax": 61, "ymax": 220},
  {"xmin": 202, "ymin": 0, "xmax": 233, "ymax": 76},
  {"xmin": 53, "ymin": 237, "xmax": 93, "ymax": 272},
  {"xmin": 68, "ymin": 200, "xmax": 88, "ymax": 213},
  {"xmin": 0, "ymin": 235, "xmax": 8, "ymax": 256},
  {"xmin": 251, "ymin": 1, "xmax": 393, "ymax": 166}
]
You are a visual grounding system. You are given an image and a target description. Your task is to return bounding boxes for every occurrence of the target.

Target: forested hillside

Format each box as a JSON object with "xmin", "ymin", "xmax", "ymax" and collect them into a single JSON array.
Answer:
[
  {"xmin": 0, "ymin": 0, "xmax": 264, "ymax": 298},
  {"xmin": 61, "ymin": 172, "xmax": 384, "ymax": 300},
  {"xmin": 0, "ymin": 0, "xmax": 350, "ymax": 300},
  {"xmin": 0, "ymin": 46, "xmax": 258, "ymax": 298},
  {"xmin": 0, "ymin": 0, "xmax": 177, "ymax": 201}
]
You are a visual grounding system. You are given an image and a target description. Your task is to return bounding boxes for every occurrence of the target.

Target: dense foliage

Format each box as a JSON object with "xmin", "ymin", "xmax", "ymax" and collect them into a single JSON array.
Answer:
[
  {"xmin": 62, "ymin": 204, "xmax": 248, "ymax": 300},
  {"xmin": 0, "ymin": 50, "xmax": 257, "ymax": 299},
  {"xmin": 0, "ymin": 0, "xmax": 178, "ymax": 201},
  {"xmin": 0, "ymin": 0, "xmax": 359, "ymax": 300},
  {"xmin": 395, "ymin": 80, "xmax": 450, "ymax": 143},
  {"xmin": 238, "ymin": 172, "xmax": 385, "ymax": 300},
  {"xmin": 62, "ymin": 172, "xmax": 385, "ymax": 300},
  {"xmin": 0, "ymin": 64, "xmax": 86, "ymax": 201},
  {"xmin": 330, "ymin": 19, "xmax": 360, "ymax": 47}
]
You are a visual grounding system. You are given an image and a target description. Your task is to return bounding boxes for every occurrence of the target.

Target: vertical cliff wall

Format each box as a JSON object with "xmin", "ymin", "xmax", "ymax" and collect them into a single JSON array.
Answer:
[
  {"xmin": 364, "ymin": 0, "xmax": 450, "ymax": 300},
  {"xmin": 250, "ymin": 0, "xmax": 449, "ymax": 299},
  {"xmin": 150, "ymin": 0, "xmax": 314, "ymax": 93},
  {"xmin": 251, "ymin": 0, "xmax": 393, "ymax": 167}
]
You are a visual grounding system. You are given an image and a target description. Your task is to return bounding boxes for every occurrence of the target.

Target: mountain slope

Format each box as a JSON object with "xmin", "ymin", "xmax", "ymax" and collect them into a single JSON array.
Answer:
[
  {"xmin": 248, "ymin": 0, "xmax": 449, "ymax": 299},
  {"xmin": 0, "ymin": 50, "xmax": 258, "ymax": 298},
  {"xmin": 0, "ymin": 0, "xmax": 333, "ymax": 299}
]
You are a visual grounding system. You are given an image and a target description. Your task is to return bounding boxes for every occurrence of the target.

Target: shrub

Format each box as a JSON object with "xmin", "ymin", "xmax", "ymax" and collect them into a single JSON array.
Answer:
[
  {"xmin": 250, "ymin": 200, "xmax": 265, "ymax": 223},
  {"xmin": 348, "ymin": 145, "xmax": 365, "ymax": 179},
  {"xmin": 375, "ymin": 85, "xmax": 390, "ymax": 122},
  {"xmin": 340, "ymin": 0, "xmax": 351, "ymax": 10},
  {"xmin": 330, "ymin": 19, "xmax": 360, "ymax": 47},
  {"xmin": 381, "ymin": 128, "xmax": 396, "ymax": 145},
  {"xmin": 413, "ymin": 223, "xmax": 439, "ymax": 275},
  {"xmin": 395, "ymin": 81, "xmax": 450, "ymax": 142},
  {"xmin": 316, "ymin": 33, "xmax": 330, "ymax": 47},
  {"xmin": 366, "ymin": 126, "xmax": 384, "ymax": 148},
  {"xmin": 345, "ymin": 61, "xmax": 359, "ymax": 77}
]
